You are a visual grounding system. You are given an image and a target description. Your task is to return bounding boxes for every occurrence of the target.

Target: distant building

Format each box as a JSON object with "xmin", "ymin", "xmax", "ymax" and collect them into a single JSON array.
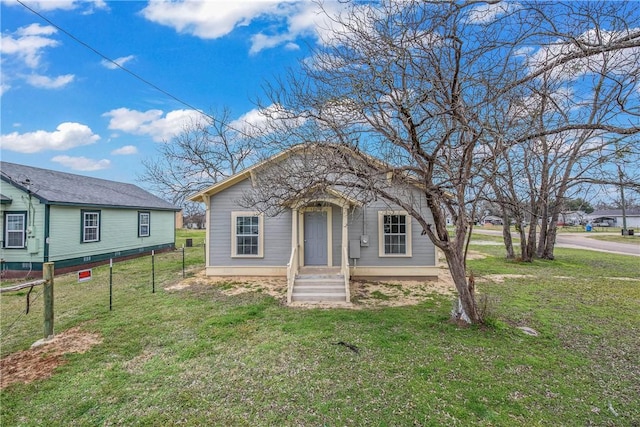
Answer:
[
  {"xmin": 1, "ymin": 162, "xmax": 180, "ymax": 277},
  {"xmin": 586, "ymin": 209, "xmax": 640, "ymax": 229},
  {"xmin": 559, "ymin": 210, "xmax": 587, "ymax": 226},
  {"xmin": 482, "ymin": 215, "xmax": 503, "ymax": 226}
]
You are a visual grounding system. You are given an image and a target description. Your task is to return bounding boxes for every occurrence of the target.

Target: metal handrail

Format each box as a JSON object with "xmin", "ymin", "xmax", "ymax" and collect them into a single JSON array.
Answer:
[
  {"xmin": 286, "ymin": 245, "xmax": 298, "ymax": 303},
  {"xmin": 341, "ymin": 246, "xmax": 350, "ymax": 303}
]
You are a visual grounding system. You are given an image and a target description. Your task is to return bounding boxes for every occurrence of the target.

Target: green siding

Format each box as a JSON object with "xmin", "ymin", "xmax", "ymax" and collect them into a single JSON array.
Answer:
[
  {"xmin": 48, "ymin": 206, "xmax": 175, "ymax": 262},
  {"xmin": 0, "ymin": 183, "xmax": 46, "ymax": 264},
  {"xmin": 1, "ymin": 179, "xmax": 176, "ymax": 272},
  {"xmin": 1, "ymin": 242, "xmax": 175, "ymax": 272}
]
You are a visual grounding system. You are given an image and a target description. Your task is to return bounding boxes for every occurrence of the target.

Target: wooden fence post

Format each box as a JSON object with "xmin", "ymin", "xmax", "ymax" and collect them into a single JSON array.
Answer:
[{"xmin": 43, "ymin": 262, "xmax": 54, "ymax": 339}]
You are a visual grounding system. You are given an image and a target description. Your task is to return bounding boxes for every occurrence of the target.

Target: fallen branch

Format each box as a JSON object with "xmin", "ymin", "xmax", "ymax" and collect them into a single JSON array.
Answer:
[{"xmin": 331, "ymin": 341, "xmax": 360, "ymax": 354}]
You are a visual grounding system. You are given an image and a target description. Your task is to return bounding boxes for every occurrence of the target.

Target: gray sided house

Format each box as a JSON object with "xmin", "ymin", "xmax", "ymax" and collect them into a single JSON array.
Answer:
[
  {"xmin": 587, "ymin": 209, "xmax": 640, "ymax": 229},
  {"xmin": 0, "ymin": 162, "xmax": 180, "ymax": 277},
  {"xmin": 190, "ymin": 149, "xmax": 440, "ymax": 304}
]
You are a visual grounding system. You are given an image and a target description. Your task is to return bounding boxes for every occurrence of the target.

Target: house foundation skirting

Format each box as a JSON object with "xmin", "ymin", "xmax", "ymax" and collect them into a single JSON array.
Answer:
[
  {"xmin": 349, "ymin": 266, "xmax": 440, "ymax": 280},
  {"xmin": 204, "ymin": 265, "xmax": 439, "ymax": 280},
  {"xmin": 205, "ymin": 266, "xmax": 288, "ymax": 276},
  {"xmin": 0, "ymin": 243, "xmax": 175, "ymax": 278}
]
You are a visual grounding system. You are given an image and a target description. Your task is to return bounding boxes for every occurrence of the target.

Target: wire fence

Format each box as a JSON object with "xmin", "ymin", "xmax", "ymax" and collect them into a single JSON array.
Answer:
[{"xmin": 0, "ymin": 241, "xmax": 205, "ymax": 356}]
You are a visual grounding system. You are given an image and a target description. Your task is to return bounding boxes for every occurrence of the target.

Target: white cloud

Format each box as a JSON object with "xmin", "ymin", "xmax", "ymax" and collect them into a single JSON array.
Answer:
[
  {"xmin": 231, "ymin": 104, "xmax": 305, "ymax": 136},
  {"xmin": 526, "ymin": 28, "xmax": 640, "ymax": 80},
  {"xmin": 0, "ymin": 122, "xmax": 100, "ymax": 153},
  {"xmin": 51, "ymin": 155, "xmax": 111, "ymax": 171},
  {"xmin": 111, "ymin": 145, "xmax": 138, "ymax": 155},
  {"xmin": 141, "ymin": 1, "xmax": 347, "ymax": 54},
  {"xmin": 103, "ymin": 107, "xmax": 205, "ymax": 142},
  {"xmin": 141, "ymin": 1, "xmax": 279, "ymax": 39},
  {"xmin": 466, "ymin": 2, "xmax": 520, "ymax": 24},
  {"xmin": 25, "ymin": 73, "xmax": 75, "ymax": 89},
  {"xmin": 0, "ymin": 23, "xmax": 59, "ymax": 68},
  {"xmin": 101, "ymin": 55, "xmax": 135, "ymax": 70},
  {"xmin": 16, "ymin": 23, "xmax": 57, "ymax": 37},
  {"xmin": 230, "ymin": 107, "xmax": 269, "ymax": 134},
  {"xmin": 0, "ymin": 23, "xmax": 79, "ymax": 91},
  {"xmin": 284, "ymin": 42, "xmax": 300, "ymax": 51},
  {"xmin": 0, "ymin": 83, "xmax": 10, "ymax": 96}
]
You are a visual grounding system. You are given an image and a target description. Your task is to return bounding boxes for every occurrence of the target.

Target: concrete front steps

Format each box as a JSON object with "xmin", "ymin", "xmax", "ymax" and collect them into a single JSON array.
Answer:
[{"xmin": 291, "ymin": 267, "xmax": 347, "ymax": 303}]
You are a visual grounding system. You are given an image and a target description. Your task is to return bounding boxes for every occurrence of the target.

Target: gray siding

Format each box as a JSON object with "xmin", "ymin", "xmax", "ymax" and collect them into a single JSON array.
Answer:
[
  {"xmin": 347, "ymin": 197, "xmax": 436, "ymax": 267},
  {"xmin": 207, "ymin": 178, "xmax": 436, "ymax": 269},
  {"xmin": 209, "ymin": 178, "xmax": 291, "ymax": 266}
]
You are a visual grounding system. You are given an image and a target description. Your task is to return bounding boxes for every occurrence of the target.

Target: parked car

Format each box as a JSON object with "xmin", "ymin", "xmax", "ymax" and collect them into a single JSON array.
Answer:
[{"xmin": 592, "ymin": 221, "xmax": 611, "ymax": 227}]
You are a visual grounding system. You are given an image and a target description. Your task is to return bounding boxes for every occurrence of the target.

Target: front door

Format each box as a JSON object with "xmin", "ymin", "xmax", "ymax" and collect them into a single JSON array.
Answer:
[{"xmin": 304, "ymin": 210, "xmax": 328, "ymax": 266}]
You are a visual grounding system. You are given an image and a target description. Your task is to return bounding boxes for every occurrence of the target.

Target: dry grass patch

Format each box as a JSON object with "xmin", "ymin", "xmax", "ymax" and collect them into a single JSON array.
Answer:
[
  {"xmin": 480, "ymin": 274, "xmax": 534, "ymax": 283},
  {"xmin": 166, "ymin": 271, "xmax": 287, "ymax": 300},
  {"xmin": 0, "ymin": 326, "xmax": 101, "ymax": 389},
  {"xmin": 166, "ymin": 269, "xmax": 456, "ymax": 308}
]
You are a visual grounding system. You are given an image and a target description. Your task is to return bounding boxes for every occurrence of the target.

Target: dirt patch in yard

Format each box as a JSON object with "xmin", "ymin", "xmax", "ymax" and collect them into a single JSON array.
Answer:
[
  {"xmin": 480, "ymin": 274, "xmax": 534, "ymax": 283},
  {"xmin": 166, "ymin": 274, "xmax": 288, "ymax": 300},
  {"xmin": 166, "ymin": 268, "xmax": 456, "ymax": 308},
  {"xmin": 0, "ymin": 326, "xmax": 102, "ymax": 389}
]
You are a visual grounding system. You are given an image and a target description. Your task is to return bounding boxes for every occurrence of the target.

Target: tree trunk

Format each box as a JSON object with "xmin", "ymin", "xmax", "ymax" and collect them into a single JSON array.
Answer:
[
  {"xmin": 523, "ymin": 215, "xmax": 537, "ymax": 262},
  {"xmin": 443, "ymin": 248, "xmax": 481, "ymax": 324},
  {"xmin": 540, "ymin": 212, "xmax": 560, "ymax": 260},
  {"xmin": 501, "ymin": 214, "xmax": 515, "ymax": 259},
  {"xmin": 518, "ymin": 225, "xmax": 528, "ymax": 260}
]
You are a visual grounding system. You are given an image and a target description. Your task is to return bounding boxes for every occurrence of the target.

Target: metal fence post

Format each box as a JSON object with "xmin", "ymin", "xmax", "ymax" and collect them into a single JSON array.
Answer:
[
  {"xmin": 109, "ymin": 258, "xmax": 113, "ymax": 311},
  {"xmin": 182, "ymin": 244, "xmax": 185, "ymax": 278},
  {"xmin": 43, "ymin": 262, "xmax": 54, "ymax": 339},
  {"xmin": 152, "ymin": 250, "xmax": 155, "ymax": 293}
]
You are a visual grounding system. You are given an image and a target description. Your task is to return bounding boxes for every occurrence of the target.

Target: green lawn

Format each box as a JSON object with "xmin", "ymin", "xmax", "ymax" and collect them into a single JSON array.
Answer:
[{"xmin": 1, "ymin": 230, "xmax": 639, "ymax": 426}]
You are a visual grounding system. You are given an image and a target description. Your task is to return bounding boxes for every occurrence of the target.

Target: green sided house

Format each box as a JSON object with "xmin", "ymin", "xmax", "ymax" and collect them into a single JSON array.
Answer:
[
  {"xmin": 189, "ymin": 146, "xmax": 440, "ymax": 304},
  {"xmin": 1, "ymin": 162, "xmax": 180, "ymax": 277}
]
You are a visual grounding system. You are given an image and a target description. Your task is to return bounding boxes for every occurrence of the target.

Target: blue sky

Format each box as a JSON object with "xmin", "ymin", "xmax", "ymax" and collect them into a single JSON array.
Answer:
[
  {"xmin": 2, "ymin": 1, "xmax": 638, "ymax": 206},
  {"xmin": 1, "ymin": 0, "xmax": 337, "ymax": 184}
]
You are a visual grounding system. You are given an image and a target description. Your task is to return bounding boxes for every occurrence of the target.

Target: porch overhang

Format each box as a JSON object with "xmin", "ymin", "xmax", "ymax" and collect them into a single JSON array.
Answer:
[{"xmin": 286, "ymin": 187, "xmax": 362, "ymax": 210}]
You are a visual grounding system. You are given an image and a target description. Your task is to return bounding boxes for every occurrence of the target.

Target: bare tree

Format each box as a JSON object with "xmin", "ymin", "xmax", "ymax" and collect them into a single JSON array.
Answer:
[
  {"xmin": 246, "ymin": 0, "xmax": 639, "ymax": 323},
  {"xmin": 464, "ymin": 1, "xmax": 640, "ymax": 260},
  {"xmin": 139, "ymin": 108, "xmax": 257, "ymax": 208}
]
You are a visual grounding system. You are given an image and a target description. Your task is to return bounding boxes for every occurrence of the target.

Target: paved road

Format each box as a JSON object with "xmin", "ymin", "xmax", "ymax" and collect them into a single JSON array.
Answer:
[
  {"xmin": 555, "ymin": 233, "xmax": 640, "ymax": 256},
  {"xmin": 474, "ymin": 229, "xmax": 640, "ymax": 257}
]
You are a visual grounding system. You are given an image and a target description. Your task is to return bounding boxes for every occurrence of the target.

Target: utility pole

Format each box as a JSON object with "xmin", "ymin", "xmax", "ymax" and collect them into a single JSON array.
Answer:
[{"xmin": 617, "ymin": 164, "xmax": 628, "ymax": 235}]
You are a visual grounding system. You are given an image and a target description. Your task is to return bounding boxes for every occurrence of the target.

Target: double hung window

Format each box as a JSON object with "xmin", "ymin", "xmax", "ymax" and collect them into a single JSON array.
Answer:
[
  {"xmin": 82, "ymin": 210, "xmax": 101, "ymax": 243},
  {"xmin": 139, "ymin": 211, "xmax": 150, "ymax": 237},
  {"xmin": 4, "ymin": 212, "xmax": 26, "ymax": 248},
  {"xmin": 378, "ymin": 211, "xmax": 412, "ymax": 257},
  {"xmin": 232, "ymin": 212, "xmax": 263, "ymax": 257}
]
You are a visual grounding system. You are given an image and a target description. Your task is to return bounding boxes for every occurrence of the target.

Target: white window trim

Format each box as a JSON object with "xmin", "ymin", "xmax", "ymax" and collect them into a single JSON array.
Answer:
[
  {"xmin": 231, "ymin": 211, "xmax": 264, "ymax": 258},
  {"xmin": 4, "ymin": 212, "xmax": 26, "ymax": 248},
  {"xmin": 378, "ymin": 210, "xmax": 412, "ymax": 257},
  {"xmin": 139, "ymin": 211, "xmax": 150, "ymax": 237},
  {"xmin": 82, "ymin": 210, "xmax": 100, "ymax": 243}
]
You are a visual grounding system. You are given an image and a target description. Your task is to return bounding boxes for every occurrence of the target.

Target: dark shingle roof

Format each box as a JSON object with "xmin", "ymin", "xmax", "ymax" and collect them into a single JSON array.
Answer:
[{"xmin": 0, "ymin": 162, "xmax": 179, "ymax": 211}]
